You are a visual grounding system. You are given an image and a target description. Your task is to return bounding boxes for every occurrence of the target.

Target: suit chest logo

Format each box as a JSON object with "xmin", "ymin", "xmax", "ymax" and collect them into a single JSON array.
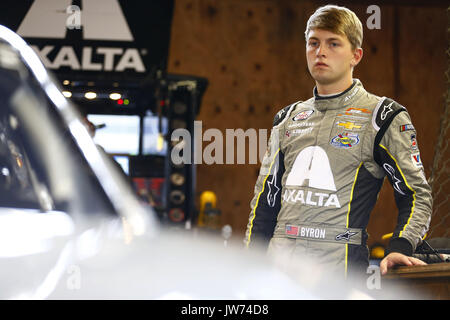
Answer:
[
  {"xmin": 293, "ymin": 110, "xmax": 314, "ymax": 121},
  {"xmin": 284, "ymin": 146, "xmax": 340, "ymax": 208},
  {"xmin": 330, "ymin": 132, "xmax": 360, "ymax": 149}
]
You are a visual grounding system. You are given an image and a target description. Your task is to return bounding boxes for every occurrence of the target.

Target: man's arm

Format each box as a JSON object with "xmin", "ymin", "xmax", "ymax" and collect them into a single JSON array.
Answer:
[
  {"xmin": 373, "ymin": 99, "xmax": 433, "ymax": 273},
  {"xmin": 244, "ymin": 145, "xmax": 284, "ymax": 248},
  {"xmin": 244, "ymin": 104, "xmax": 295, "ymax": 248}
]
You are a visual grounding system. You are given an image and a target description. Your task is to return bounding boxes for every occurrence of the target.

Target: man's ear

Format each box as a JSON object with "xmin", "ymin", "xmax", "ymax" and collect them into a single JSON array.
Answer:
[{"xmin": 351, "ymin": 48, "xmax": 363, "ymax": 67}]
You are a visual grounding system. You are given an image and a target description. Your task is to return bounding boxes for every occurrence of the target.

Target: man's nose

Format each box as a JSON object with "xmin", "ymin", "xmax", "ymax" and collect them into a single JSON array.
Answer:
[{"xmin": 316, "ymin": 44, "xmax": 326, "ymax": 57}]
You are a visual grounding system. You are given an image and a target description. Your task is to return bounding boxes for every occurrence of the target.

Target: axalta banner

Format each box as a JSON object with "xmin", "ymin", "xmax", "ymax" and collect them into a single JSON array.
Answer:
[{"xmin": 0, "ymin": 0, "xmax": 174, "ymax": 79}]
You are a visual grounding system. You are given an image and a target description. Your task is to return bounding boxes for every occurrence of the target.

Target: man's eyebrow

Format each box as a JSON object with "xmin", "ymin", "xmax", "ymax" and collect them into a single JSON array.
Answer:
[
  {"xmin": 307, "ymin": 36, "xmax": 343, "ymax": 42},
  {"xmin": 326, "ymin": 37, "xmax": 342, "ymax": 42}
]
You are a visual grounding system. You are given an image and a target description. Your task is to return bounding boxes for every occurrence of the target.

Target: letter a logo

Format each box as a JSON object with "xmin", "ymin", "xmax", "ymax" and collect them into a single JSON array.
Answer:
[
  {"xmin": 286, "ymin": 146, "xmax": 337, "ymax": 191},
  {"xmin": 17, "ymin": 0, "xmax": 133, "ymax": 41}
]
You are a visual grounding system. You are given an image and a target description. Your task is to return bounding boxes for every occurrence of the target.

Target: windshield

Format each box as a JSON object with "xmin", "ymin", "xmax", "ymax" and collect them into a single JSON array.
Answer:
[{"xmin": 0, "ymin": 41, "xmax": 116, "ymax": 217}]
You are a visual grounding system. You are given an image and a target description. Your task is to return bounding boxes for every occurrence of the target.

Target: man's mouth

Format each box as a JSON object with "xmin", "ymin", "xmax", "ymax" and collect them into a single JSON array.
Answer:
[{"xmin": 315, "ymin": 62, "xmax": 328, "ymax": 67}]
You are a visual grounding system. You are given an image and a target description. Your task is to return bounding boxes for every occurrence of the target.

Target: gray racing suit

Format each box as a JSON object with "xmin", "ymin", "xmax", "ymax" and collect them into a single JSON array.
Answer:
[{"xmin": 245, "ymin": 79, "xmax": 432, "ymax": 276}]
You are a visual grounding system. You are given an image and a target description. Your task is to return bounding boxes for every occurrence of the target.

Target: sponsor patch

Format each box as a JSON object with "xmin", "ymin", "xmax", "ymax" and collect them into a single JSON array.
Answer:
[
  {"xmin": 336, "ymin": 121, "xmax": 363, "ymax": 130},
  {"xmin": 383, "ymin": 163, "xmax": 405, "ymax": 195},
  {"xmin": 330, "ymin": 132, "xmax": 360, "ymax": 149},
  {"xmin": 337, "ymin": 114, "xmax": 368, "ymax": 121},
  {"xmin": 411, "ymin": 153, "xmax": 423, "ymax": 168},
  {"xmin": 293, "ymin": 109, "xmax": 314, "ymax": 121},
  {"xmin": 285, "ymin": 127, "xmax": 313, "ymax": 137},
  {"xmin": 342, "ymin": 107, "xmax": 371, "ymax": 117},
  {"xmin": 373, "ymin": 98, "xmax": 404, "ymax": 131},
  {"xmin": 410, "ymin": 133, "xmax": 418, "ymax": 150},
  {"xmin": 266, "ymin": 165, "xmax": 280, "ymax": 207},
  {"xmin": 287, "ymin": 122, "xmax": 314, "ymax": 128},
  {"xmin": 400, "ymin": 124, "xmax": 415, "ymax": 132},
  {"xmin": 335, "ymin": 230, "xmax": 358, "ymax": 241},
  {"xmin": 381, "ymin": 101, "xmax": 394, "ymax": 120}
]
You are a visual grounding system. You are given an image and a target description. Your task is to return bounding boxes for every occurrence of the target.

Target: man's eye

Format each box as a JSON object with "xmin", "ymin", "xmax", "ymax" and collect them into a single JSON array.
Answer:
[
  {"xmin": 330, "ymin": 43, "xmax": 339, "ymax": 47},
  {"xmin": 309, "ymin": 42, "xmax": 318, "ymax": 47}
]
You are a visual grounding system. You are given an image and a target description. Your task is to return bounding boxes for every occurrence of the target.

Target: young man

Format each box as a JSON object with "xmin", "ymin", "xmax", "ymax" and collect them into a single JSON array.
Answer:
[{"xmin": 245, "ymin": 5, "xmax": 432, "ymax": 277}]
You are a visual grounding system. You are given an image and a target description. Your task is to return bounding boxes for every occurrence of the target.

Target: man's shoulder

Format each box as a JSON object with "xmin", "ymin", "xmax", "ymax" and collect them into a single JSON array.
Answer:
[
  {"xmin": 350, "ymin": 86, "xmax": 408, "ymax": 131},
  {"xmin": 273, "ymin": 100, "xmax": 301, "ymax": 127},
  {"xmin": 272, "ymin": 98, "xmax": 316, "ymax": 126},
  {"xmin": 360, "ymin": 87, "xmax": 405, "ymax": 111},
  {"xmin": 371, "ymin": 96, "xmax": 407, "ymax": 131}
]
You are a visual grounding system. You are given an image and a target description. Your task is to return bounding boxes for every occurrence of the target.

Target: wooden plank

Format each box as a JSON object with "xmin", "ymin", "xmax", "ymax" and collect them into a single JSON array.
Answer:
[{"xmin": 383, "ymin": 263, "xmax": 450, "ymax": 279}]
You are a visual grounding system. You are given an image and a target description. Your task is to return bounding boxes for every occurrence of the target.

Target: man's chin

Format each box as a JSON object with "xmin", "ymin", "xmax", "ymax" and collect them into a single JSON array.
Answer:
[{"xmin": 311, "ymin": 75, "xmax": 338, "ymax": 85}]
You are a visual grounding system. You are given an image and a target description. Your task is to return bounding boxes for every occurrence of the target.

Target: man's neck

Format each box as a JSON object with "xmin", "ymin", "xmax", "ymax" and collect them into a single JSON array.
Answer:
[{"xmin": 315, "ymin": 77, "xmax": 354, "ymax": 96}]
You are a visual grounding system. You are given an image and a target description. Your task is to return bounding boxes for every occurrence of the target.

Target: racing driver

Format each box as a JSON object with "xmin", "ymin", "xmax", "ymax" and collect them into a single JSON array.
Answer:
[{"xmin": 245, "ymin": 5, "xmax": 432, "ymax": 277}]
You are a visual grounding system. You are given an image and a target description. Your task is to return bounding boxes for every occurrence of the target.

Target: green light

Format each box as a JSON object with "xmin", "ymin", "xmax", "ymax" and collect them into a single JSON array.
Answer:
[{"xmin": 124, "ymin": 99, "xmax": 130, "ymax": 105}]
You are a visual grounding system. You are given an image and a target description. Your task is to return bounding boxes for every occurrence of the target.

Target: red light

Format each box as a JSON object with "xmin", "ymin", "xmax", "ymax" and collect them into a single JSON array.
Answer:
[
  {"xmin": 117, "ymin": 99, "xmax": 124, "ymax": 105},
  {"xmin": 160, "ymin": 100, "xmax": 165, "ymax": 107}
]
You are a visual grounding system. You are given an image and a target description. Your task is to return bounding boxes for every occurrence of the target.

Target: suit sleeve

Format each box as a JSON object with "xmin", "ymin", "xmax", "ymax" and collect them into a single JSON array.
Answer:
[
  {"xmin": 374, "ymin": 101, "xmax": 432, "ymax": 256},
  {"xmin": 244, "ymin": 108, "xmax": 289, "ymax": 248}
]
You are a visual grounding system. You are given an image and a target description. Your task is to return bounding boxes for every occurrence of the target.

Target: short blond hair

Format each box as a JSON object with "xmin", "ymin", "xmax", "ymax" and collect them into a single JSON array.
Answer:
[{"xmin": 305, "ymin": 5, "xmax": 363, "ymax": 50}]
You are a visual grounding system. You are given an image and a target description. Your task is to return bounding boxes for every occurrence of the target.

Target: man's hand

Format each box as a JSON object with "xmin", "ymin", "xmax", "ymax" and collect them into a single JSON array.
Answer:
[{"xmin": 380, "ymin": 252, "xmax": 427, "ymax": 275}]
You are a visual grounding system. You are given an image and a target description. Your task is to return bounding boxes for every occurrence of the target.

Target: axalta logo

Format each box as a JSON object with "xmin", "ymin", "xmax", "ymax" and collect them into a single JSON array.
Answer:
[
  {"xmin": 283, "ymin": 146, "xmax": 341, "ymax": 208},
  {"xmin": 31, "ymin": 46, "xmax": 145, "ymax": 72},
  {"xmin": 17, "ymin": 0, "xmax": 146, "ymax": 72}
]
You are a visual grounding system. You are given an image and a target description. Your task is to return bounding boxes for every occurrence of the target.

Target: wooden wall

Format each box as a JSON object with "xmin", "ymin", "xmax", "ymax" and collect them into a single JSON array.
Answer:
[{"xmin": 167, "ymin": 0, "xmax": 448, "ymax": 246}]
